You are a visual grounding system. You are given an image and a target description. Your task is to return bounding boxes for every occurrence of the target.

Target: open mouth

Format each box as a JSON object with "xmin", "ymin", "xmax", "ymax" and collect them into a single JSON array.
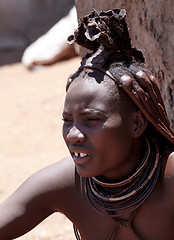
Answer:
[
  {"xmin": 74, "ymin": 152, "xmax": 90, "ymax": 158},
  {"xmin": 72, "ymin": 152, "xmax": 91, "ymax": 165}
]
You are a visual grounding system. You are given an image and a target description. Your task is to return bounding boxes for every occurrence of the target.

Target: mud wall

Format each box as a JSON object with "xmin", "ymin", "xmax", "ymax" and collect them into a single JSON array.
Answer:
[{"xmin": 76, "ymin": 0, "xmax": 174, "ymax": 128}]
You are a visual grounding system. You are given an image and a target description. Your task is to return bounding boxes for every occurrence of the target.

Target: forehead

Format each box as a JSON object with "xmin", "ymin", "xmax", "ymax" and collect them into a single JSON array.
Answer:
[
  {"xmin": 67, "ymin": 69, "xmax": 119, "ymax": 99},
  {"xmin": 64, "ymin": 69, "xmax": 120, "ymax": 112}
]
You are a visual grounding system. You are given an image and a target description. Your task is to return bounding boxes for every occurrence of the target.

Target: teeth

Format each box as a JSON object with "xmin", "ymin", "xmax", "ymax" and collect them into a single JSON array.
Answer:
[
  {"xmin": 74, "ymin": 152, "xmax": 78, "ymax": 157},
  {"xmin": 74, "ymin": 152, "xmax": 88, "ymax": 157},
  {"xmin": 80, "ymin": 153, "xmax": 87, "ymax": 157}
]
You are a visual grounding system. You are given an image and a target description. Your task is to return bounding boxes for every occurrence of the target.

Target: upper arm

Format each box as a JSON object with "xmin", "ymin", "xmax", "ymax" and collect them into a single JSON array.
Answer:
[
  {"xmin": 165, "ymin": 151, "xmax": 174, "ymax": 177},
  {"xmin": 0, "ymin": 157, "xmax": 76, "ymax": 239},
  {"xmin": 164, "ymin": 151, "xmax": 174, "ymax": 215}
]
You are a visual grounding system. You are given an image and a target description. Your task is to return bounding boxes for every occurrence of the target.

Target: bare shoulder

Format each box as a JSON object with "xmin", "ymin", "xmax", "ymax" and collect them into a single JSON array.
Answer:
[
  {"xmin": 32, "ymin": 157, "xmax": 81, "ymax": 213},
  {"xmin": 3, "ymin": 157, "xmax": 77, "ymax": 213},
  {"xmin": 25, "ymin": 157, "xmax": 77, "ymax": 197},
  {"xmin": 0, "ymin": 157, "xmax": 77, "ymax": 238},
  {"xmin": 157, "ymin": 150, "xmax": 174, "ymax": 217},
  {"xmin": 164, "ymin": 151, "xmax": 174, "ymax": 177},
  {"xmin": 35, "ymin": 157, "xmax": 76, "ymax": 183}
]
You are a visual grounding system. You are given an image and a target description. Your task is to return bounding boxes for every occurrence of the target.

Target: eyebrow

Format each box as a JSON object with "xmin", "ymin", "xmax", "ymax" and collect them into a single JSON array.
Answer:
[
  {"xmin": 62, "ymin": 109, "xmax": 108, "ymax": 117},
  {"xmin": 80, "ymin": 109, "xmax": 108, "ymax": 116},
  {"xmin": 62, "ymin": 111, "xmax": 72, "ymax": 116}
]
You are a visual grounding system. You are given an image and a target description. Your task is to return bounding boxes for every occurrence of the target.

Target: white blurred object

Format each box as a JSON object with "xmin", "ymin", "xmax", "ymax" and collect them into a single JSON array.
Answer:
[{"xmin": 22, "ymin": 6, "xmax": 78, "ymax": 68}]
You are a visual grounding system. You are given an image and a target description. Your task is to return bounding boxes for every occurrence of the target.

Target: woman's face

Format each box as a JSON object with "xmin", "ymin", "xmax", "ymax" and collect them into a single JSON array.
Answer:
[{"xmin": 62, "ymin": 70, "xmax": 136, "ymax": 181}]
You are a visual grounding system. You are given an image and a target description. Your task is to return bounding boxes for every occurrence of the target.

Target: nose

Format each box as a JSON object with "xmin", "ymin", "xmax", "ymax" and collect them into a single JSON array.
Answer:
[{"xmin": 66, "ymin": 125, "xmax": 85, "ymax": 143}]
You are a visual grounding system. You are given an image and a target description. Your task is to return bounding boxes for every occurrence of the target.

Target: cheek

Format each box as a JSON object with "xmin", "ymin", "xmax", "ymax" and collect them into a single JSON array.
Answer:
[
  {"xmin": 94, "ymin": 124, "xmax": 132, "ymax": 157},
  {"xmin": 90, "ymin": 127, "xmax": 119, "ymax": 152},
  {"xmin": 62, "ymin": 124, "xmax": 69, "ymax": 143}
]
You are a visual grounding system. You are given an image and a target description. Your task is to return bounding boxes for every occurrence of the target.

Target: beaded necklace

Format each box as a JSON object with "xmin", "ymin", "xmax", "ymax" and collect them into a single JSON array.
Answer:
[
  {"xmin": 85, "ymin": 138, "xmax": 160, "ymax": 217},
  {"xmin": 73, "ymin": 138, "xmax": 160, "ymax": 239}
]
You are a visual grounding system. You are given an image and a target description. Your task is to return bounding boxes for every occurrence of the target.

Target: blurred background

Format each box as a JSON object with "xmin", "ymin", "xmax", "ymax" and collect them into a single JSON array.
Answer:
[
  {"xmin": 0, "ymin": 0, "xmax": 79, "ymax": 239},
  {"xmin": 0, "ymin": 0, "xmax": 75, "ymax": 65},
  {"xmin": 0, "ymin": 0, "xmax": 173, "ymax": 239}
]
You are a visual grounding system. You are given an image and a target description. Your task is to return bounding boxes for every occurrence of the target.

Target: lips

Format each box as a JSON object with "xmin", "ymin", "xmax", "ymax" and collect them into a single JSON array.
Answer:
[
  {"xmin": 71, "ymin": 151, "xmax": 91, "ymax": 165},
  {"xmin": 74, "ymin": 152, "xmax": 89, "ymax": 158}
]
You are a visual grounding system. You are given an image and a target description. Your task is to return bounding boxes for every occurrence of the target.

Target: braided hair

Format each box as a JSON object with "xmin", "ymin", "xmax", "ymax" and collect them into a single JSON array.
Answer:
[{"xmin": 67, "ymin": 8, "xmax": 174, "ymax": 145}]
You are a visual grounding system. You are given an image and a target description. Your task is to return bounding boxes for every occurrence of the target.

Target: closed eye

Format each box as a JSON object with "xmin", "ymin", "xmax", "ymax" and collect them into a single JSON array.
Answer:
[
  {"xmin": 87, "ymin": 118, "xmax": 101, "ymax": 121},
  {"xmin": 62, "ymin": 118, "xmax": 74, "ymax": 123},
  {"xmin": 85, "ymin": 117, "xmax": 104, "ymax": 126}
]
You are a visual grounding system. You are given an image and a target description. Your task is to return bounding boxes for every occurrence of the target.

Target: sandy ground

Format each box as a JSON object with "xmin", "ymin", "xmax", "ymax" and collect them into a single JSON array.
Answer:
[{"xmin": 0, "ymin": 57, "xmax": 81, "ymax": 239}]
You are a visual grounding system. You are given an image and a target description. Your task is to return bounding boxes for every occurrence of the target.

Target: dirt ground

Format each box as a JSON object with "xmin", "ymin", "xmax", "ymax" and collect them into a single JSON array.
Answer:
[{"xmin": 0, "ymin": 57, "xmax": 81, "ymax": 239}]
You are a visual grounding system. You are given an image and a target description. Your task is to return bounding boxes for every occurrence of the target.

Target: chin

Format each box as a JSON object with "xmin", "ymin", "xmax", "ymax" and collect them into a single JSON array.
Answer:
[{"xmin": 75, "ymin": 165, "xmax": 97, "ymax": 178}]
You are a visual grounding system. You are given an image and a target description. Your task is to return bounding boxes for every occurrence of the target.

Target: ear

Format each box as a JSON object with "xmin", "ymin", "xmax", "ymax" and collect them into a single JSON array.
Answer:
[{"xmin": 132, "ymin": 110, "xmax": 147, "ymax": 138}]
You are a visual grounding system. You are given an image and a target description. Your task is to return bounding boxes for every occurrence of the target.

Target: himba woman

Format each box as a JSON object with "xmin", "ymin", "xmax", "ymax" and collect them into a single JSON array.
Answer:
[{"xmin": 0, "ymin": 8, "xmax": 174, "ymax": 240}]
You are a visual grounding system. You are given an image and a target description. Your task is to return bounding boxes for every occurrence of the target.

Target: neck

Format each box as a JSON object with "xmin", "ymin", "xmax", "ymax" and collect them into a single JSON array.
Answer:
[
  {"xmin": 85, "ymin": 138, "xmax": 160, "ymax": 217},
  {"xmin": 101, "ymin": 137, "xmax": 147, "ymax": 183}
]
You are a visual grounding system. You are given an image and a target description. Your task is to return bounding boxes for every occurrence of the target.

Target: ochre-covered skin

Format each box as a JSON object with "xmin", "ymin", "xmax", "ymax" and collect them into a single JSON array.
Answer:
[
  {"xmin": 0, "ymin": 8, "xmax": 174, "ymax": 240},
  {"xmin": 0, "ymin": 72, "xmax": 173, "ymax": 239}
]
